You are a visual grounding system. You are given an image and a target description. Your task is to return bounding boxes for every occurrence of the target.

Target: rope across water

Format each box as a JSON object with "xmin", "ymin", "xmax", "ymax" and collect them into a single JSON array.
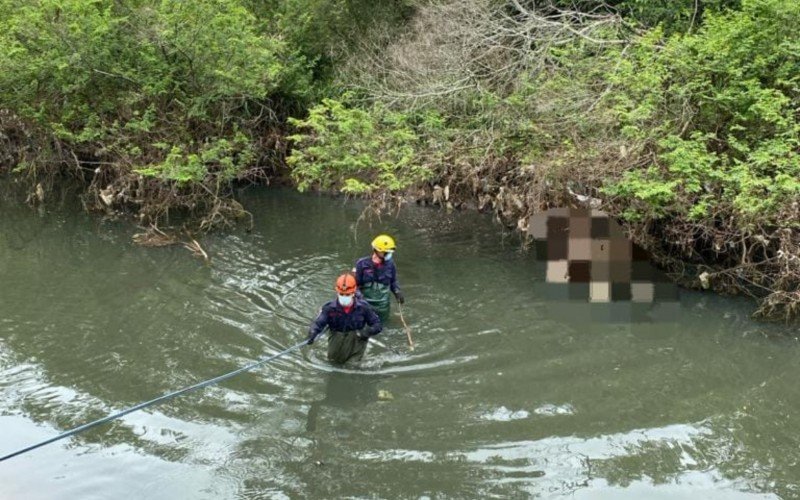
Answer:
[{"xmin": 0, "ymin": 340, "xmax": 309, "ymax": 463}]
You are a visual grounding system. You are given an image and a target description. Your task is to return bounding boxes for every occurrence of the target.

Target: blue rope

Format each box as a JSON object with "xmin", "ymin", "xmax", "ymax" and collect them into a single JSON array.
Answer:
[{"xmin": 0, "ymin": 340, "xmax": 309, "ymax": 463}]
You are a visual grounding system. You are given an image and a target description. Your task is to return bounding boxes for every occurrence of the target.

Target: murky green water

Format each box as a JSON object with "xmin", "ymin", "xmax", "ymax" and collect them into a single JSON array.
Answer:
[{"xmin": 1, "ymin": 187, "xmax": 799, "ymax": 499}]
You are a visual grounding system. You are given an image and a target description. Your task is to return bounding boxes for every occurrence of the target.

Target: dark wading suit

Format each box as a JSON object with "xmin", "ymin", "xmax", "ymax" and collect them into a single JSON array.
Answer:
[
  {"xmin": 354, "ymin": 256, "xmax": 401, "ymax": 323},
  {"xmin": 307, "ymin": 298, "xmax": 383, "ymax": 364}
]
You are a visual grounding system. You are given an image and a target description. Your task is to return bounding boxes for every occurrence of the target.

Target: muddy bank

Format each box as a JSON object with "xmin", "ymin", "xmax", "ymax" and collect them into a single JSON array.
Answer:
[
  {"xmin": 3, "ymin": 125, "xmax": 797, "ymax": 325},
  {"xmin": 3, "ymin": 140, "xmax": 797, "ymax": 325}
]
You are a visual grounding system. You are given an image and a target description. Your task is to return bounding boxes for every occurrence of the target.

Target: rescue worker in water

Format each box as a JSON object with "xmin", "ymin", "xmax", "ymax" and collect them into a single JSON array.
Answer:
[
  {"xmin": 353, "ymin": 234, "xmax": 405, "ymax": 323},
  {"xmin": 306, "ymin": 273, "xmax": 383, "ymax": 364}
]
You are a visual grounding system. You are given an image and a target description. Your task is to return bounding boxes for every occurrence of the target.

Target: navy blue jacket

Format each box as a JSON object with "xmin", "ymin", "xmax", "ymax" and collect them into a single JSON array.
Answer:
[
  {"xmin": 307, "ymin": 298, "xmax": 382, "ymax": 342},
  {"xmin": 354, "ymin": 256, "xmax": 400, "ymax": 293}
]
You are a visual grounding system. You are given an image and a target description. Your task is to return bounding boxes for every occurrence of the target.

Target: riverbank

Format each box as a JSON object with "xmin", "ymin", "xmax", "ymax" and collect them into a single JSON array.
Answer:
[{"xmin": 2, "ymin": 0, "xmax": 797, "ymax": 322}]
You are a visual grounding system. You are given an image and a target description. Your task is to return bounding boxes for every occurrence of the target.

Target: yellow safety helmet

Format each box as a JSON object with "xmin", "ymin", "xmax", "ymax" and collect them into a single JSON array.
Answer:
[{"xmin": 371, "ymin": 234, "xmax": 396, "ymax": 253}]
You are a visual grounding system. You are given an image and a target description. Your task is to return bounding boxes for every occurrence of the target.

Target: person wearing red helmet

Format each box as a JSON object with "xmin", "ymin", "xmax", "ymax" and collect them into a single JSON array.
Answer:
[{"xmin": 306, "ymin": 272, "xmax": 383, "ymax": 364}]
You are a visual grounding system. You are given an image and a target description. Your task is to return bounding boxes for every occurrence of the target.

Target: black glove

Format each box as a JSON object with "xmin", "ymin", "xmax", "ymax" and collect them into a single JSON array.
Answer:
[
  {"xmin": 306, "ymin": 332, "xmax": 317, "ymax": 345},
  {"xmin": 357, "ymin": 330, "xmax": 370, "ymax": 342},
  {"xmin": 394, "ymin": 290, "xmax": 405, "ymax": 305}
]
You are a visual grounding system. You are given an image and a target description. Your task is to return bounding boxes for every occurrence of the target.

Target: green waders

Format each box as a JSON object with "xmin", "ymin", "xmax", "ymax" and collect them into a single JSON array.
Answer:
[
  {"xmin": 360, "ymin": 282, "xmax": 392, "ymax": 323},
  {"xmin": 327, "ymin": 331, "xmax": 368, "ymax": 365}
]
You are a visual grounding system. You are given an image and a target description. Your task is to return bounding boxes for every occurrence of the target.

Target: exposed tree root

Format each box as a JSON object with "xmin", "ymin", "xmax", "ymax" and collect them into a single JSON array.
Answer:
[
  {"xmin": 132, "ymin": 225, "xmax": 179, "ymax": 247},
  {"xmin": 132, "ymin": 224, "xmax": 212, "ymax": 264},
  {"xmin": 183, "ymin": 237, "xmax": 211, "ymax": 265}
]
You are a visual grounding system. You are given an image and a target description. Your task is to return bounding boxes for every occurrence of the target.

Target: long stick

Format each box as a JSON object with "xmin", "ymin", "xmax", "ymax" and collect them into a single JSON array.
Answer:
[
  {"xmin": 397, "ymin": 303, "xmax": 415, "ymax": 351},
  {"xmin": 0, "ymin": 340, "xmax": 308, "ymax": 463}
]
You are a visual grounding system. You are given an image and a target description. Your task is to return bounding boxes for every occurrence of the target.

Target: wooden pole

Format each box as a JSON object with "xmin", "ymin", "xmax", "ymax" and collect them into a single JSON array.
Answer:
[{"xmin": 397, "ymin": 302, "xmax": 415, "ymax": 351}]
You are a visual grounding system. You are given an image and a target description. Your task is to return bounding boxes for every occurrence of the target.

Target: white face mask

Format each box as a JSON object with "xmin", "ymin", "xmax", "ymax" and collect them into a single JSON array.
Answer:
[
  {"xmin": 338, "ymin": 294, "xmax": 354, "ymax": 307},
  {"xmin": 384, "ymin": 251, "xmax": 394, "ymax": 261}
]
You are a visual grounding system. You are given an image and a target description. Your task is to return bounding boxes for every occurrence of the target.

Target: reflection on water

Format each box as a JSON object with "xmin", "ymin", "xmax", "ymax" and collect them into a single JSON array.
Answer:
[
  {"xmin": 355, "ymin": 421, "xmax": 780, "ymax": 499},
  {"xmin": 1, "ymin": 187, "xmax": 799, "ymax": 499}
]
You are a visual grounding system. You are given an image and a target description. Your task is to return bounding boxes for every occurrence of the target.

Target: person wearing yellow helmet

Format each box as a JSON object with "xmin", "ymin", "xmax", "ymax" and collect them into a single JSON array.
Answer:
[
  {"xmin": 306, "ymin": 272, "xmax": 383, "ymax": 364},
  {"xmin": 353, "ymin": 234, "xmax": 404, "ymax": 323}
]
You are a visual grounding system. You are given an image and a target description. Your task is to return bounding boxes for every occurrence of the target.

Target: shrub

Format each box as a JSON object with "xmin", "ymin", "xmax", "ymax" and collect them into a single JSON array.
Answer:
[{"xmin": 287, "ymin": 98, "xmax": 433, "ymax": 195}]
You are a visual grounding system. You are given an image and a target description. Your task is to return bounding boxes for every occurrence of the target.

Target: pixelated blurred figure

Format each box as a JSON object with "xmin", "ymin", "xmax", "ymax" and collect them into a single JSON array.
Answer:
[{"xmin": 527, "ymin": 207, "xmax": 678, "ymax": 311}]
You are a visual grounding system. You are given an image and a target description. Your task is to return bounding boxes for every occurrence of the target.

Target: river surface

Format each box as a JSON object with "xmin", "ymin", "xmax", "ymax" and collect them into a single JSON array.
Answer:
[{"xmin": 1, "ymin": 187, "xmax": 798, "ymax": 499}]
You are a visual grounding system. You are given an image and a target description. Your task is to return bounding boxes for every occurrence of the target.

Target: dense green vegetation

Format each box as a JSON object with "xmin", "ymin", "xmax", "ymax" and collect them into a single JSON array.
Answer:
[
  {"xmin": 288, "ymin": 97, "xmax": 443, "ymax": 195},
  {"xmin": 287, "ymin": 0, "xmax": 799, "ymax": 320},
  {"xmin": 0, "ymin": 0, "xmax": 409, "ymax": 224},
  {"xmin": 1, "ymin": 0, "xmax": 797, "ymax": 320}
]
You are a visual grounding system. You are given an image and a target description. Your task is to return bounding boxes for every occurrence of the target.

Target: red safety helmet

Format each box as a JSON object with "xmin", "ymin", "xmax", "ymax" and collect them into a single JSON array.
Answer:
[{"xmin": 335, "ymin": 273, "xmax": 357, "ymax": 295}]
